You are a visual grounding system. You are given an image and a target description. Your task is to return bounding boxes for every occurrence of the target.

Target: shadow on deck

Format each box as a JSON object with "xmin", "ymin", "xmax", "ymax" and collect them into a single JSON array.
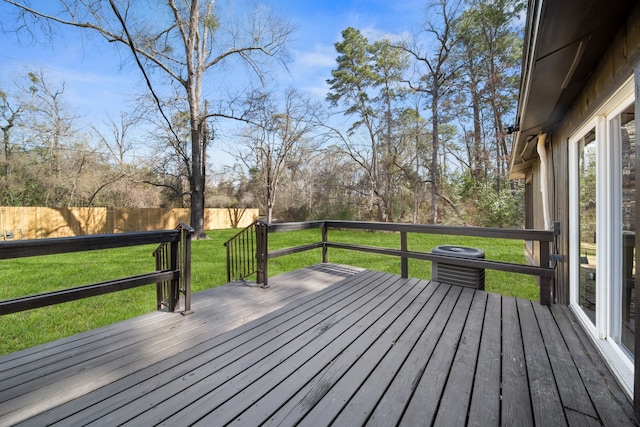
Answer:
[{"xmin": 0, "ymin": 264, "xmax": 636, "ymax": 426}]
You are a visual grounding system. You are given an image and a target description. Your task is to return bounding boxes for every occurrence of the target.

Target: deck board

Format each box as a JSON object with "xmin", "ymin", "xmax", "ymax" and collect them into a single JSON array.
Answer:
[
  {"xmin": 434, "ymin": 291, "xmax": 487, "ymax": 427},
  {"xmin": 54, "ymin": 265, "xmax": 372, "ymax": 426},
  {"xmin": 0, "ymin": 263, "xmax": 364, "ymax": 426},
  {"xmin": 0, "ymin": 265, "xmax": 637, "ymax": 426},
  {"xmin": 401, "ymin": 286, "xmax": 472, "ymax": 425},
  {"xmin": 532, "ymin": 301, "xmax": 597, "ymax": 418},
  {"xmin": 175, "ymin": 274, "xmax": 413, "ymax": 426},
  {"xmin": 467, "ymin": 292, "xmax": 501, "ymax": 427},
  {"xmin": 291, "ymin": 278, "xmax": 427, "ymax": 426},
  {"xmin": 518, "ymin": 298, "xmax": 567, "ymax": 427},
  {"xmin": 501, "ymin": 296, "xmax": 533, "ymax": 426},
  {"xmin": 329, "ymin": 281, "xmax": 447, "ymax": 426},
  {"xmin": 366, "ymin": 284, "xmax": 462, "ymax": 426},
  {"xmin": 551, "ymin": 304, "xmax": 638, "ymax": 427}
]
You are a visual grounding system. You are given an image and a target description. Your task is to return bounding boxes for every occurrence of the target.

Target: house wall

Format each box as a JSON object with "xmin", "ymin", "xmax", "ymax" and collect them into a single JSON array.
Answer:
[
  {"xmin": 526, "ymin": 2, "xmax": 640, "ymax": 304},
  {"xmin": 525, "ymin": 141, "xmax": 567, "ymax": 302}
]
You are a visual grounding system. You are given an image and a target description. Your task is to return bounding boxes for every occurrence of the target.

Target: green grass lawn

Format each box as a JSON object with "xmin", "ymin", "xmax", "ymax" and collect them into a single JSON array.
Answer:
[{"xmin": 0, "ymin": 228, "xmax": 538, "ymax": 356}]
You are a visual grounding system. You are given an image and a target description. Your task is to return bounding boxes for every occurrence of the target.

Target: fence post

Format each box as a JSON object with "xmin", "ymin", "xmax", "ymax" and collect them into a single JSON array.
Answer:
[
  {"xmin": 539, "ymin": 240, "xmax": 552, "ymax": 305},
  {"xmin": 322, "ymin": 224, "xmax": 328, "ymax": 263},
  {"xmin": 400, "ymin": 231, "xmax": 408, "ymax": 278}
]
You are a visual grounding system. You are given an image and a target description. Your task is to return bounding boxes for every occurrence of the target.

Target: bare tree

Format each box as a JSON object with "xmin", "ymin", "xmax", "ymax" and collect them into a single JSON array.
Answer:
[
  {"xmin": 397, "ymin": 0, "xmax": 463, "ymax": 224},
  {"xmin": 396, "ymin": 103, "xmax": 431, "ymax": 223},
  {"xmin": 0, "ymin": 71, "xmax": 80, "ymax": 206},
  {"xmin": 238, "ymin": 88, "xmax": 320, "ymax": 223},
  {"xmin": 18, "ymin": 70, "xmax": 87, "ymax": 206},
  {"xmin": 3, "ymin": 0, "xmax": 294, "ymax": 237},
  {"xmin": 0, "ymin": 81, "xmax": 32, "ymax": 179},
  {"xmin": 90, "ymin": 110, "xmax": 158, "ymax": 206},
  {"xmin": 26, "ymin": 70, "xmax": 77, "ymax": 183},
  {"xmin": 91, "ymin": 111, "xmax": 141, "ymax": 166}
]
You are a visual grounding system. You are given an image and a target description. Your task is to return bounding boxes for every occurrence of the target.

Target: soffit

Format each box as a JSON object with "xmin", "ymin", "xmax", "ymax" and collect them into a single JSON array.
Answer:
[{"xmin": 510, "ymin": 0, "xmax": 635, "ymax": 174}]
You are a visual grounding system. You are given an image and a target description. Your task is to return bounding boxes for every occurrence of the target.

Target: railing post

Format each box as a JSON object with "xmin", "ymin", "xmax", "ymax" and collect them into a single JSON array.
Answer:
[
  {"xmin": 169, "ymin": 239, "xmax": 179, "ymax": 311},
  {"xmin": 226, "ymin": 238, "xmax": 232, "ymax": 283},
  {"xmin": 322, "ymin": 224, "xmax": 328, "ymax": 263},
  {"xmin": 256, "ymin": 222, "xmax": 269, "ymax": 288},
  {"xmin": 400, "ymin": 231, "xmax": 408, "ymax": 279},
  {"xmin": 256, "ymin": 223, "xmax": 263, "ymax": 285},
  {"xmin": 181, "ymin": 225, "xmax": 193, "ymax": 315},
  {"xmin": 155, "ymin": 244, "xmax": 165, "ymax": 310},
  {"xmin": 539, "ymin": 240, "xmax": 552, "ymax": 305}
]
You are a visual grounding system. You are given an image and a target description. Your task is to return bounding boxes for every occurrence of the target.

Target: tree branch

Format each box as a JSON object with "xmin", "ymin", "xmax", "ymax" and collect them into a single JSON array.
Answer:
[{"xmin": 107, "ymin": 0, "xmax": 182, "ymax": 148}]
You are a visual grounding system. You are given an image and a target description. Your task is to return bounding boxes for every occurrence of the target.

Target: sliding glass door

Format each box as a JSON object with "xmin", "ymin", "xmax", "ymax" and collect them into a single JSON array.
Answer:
[
  {"xmin": 613, "ymin": 103, "xmax": 635, "ymax": 358},
  {"xmin": 577, "ymin": 128, "xmax": 597, "ymax": 325},
  {"xmin": 570, "ymin": 77, "xmax": 635, "ymax": 393}
]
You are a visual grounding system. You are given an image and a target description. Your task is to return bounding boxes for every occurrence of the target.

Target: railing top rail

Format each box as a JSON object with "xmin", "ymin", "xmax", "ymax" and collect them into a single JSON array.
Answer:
[
  {"xmin": 263, "ymin": 220, "xmax": 554, "ymax": 242},
  {"xmin": 264, "ymin": 220, "xmax": 325, "ymax": 232},
  {"xmin": 176, "ymin": 222, "xmax": 196, "ymax": 234},
  {"xmin": 0, "ymin": 229, "xmax": 182, "ymax": 260},
  {"xmin": 153, "ymin": 223, "xmax": 196, "ymax": 256},
  {"xmin": 223, "ymin": 219, "xmax": 261, "ymax": 247}
]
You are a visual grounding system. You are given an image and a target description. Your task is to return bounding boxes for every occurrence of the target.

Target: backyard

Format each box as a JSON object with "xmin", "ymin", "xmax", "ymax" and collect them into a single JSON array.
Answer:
[{"xmin": 0, "ymin": 228, "xmax": 537, "ymax": 356}]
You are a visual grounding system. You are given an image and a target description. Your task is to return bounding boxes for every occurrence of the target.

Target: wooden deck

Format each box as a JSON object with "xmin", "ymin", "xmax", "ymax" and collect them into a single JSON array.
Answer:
[{"xmin": 0, "ymin": 264, "xmax": 637, "ymax": 426}]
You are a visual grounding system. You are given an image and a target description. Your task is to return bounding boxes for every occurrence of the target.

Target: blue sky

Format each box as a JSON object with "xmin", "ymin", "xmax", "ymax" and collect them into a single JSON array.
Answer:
[
  {"xmin": 0, "ymin": 0, "xmax": 426, "ymax": 165},
  {"xmin": 270, "ymin": 0, "xmax": 424, "ymax": 96}
]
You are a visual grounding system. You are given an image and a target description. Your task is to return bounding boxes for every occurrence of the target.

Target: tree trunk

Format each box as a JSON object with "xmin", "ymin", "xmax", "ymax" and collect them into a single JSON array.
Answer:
[
  {"xmin": 186, "ymin": 2, "xmax": 207, "ymax": 239},
  {"xmin": 2, "ymin": 125, "xmax": 11, "ymax": 179},
  {"xmin": 187, "ymin": 86, "xmax": 206, "ymax": 238},
  {"xmin": 471, "ymin": 78, "xmax": 483, "ymax": 179},
  {"xmin": 430, "ymin": 87, "xmax": 439, "ymax": 225},
  {"xmin": 413, "ymin": 129, "xmax": 420, "ymax": 224},
  {"xmin": 189, "ymin": 123, "xmax": 206, "ymax": 238}
]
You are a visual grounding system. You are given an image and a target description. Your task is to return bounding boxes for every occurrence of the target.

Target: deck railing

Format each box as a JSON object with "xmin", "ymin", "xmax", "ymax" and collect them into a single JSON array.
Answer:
[
  {"xmin": 226, "ymin": 220, "xmax": 557, "ymax": 305},
  {"xmin": 0, "ymin": 223, "xmax": 194, "ymax": 316},
  {"xmin": 153, "ymin": 223, "xmax": 195, "ymax": 313},
  {"xmin": 223, "ymin": 220, "xmax": 269, "ymax": 287}
]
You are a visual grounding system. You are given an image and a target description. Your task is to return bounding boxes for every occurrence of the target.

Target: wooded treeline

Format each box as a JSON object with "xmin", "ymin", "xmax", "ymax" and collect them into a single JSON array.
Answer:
[{"xmin": 1, "ymin": 0, "xmax": 526, "ymax": 230}]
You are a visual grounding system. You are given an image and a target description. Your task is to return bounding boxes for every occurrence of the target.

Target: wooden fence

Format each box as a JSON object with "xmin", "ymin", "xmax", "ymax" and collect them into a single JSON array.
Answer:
[{"xmin": 0, "ymin": 207, "xmax": 258, "ymax": 239}]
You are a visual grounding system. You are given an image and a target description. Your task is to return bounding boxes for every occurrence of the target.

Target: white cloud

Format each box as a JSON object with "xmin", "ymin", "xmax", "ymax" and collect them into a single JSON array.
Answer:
[
  {"xmin": 297, "ymin": 48, "xmax": 336, "ymax": 68},
  {"xmin": 301, "ymin": 77, "xmax": 330, "ymax": 100},
  {"xmin": 361, "ymin": 25, "xmax": 407, "ymax": 43}
]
